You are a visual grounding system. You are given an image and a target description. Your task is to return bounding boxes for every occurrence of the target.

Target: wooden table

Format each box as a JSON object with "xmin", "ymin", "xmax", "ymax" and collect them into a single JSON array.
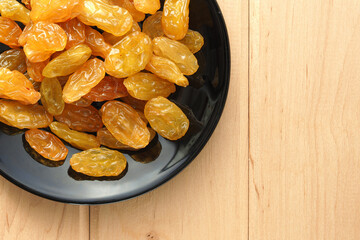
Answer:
[{"xmin": 2, "ymin": 0, "xmax": 360, "ymax": 239}]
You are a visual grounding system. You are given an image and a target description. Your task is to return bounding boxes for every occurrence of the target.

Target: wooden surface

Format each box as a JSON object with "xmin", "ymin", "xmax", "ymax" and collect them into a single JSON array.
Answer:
[{"xmin": 3, "ymin": 0, "xmax": 360, "ymax": 239}]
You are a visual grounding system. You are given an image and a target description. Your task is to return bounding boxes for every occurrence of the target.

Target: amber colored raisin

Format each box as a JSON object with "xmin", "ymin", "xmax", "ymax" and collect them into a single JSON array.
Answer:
[
  {"xmin": 50, "ymin": 122, "xmax": 100, "ymax": 150},
  {"xmin": 83, "ymin": 76, "xmax": 128, "ymax": 102},
  {"xmin": 100, "ymin": 100, "xmax": 150, "ymax": 149},
  {"xmin": 162, "ymin": 0, "xmax": 189, "ymax": 40},
  {"xmin": 133, "ymin": 0, "xmax": 160, "ymax": 14},
  {"xmin": 24, "ymin": 72, "xmax": 41, "ymax": 91},
  {"xmin": 0, "ymin": 49, "xmax": 27, "ymax": 73},
  {"xmin": 179, "ymin": 30, "xmax": 204, "ymax": 53},
  {"xmin": 0, "ymin": 100, "xmax": 53, "ymax": 129},
  {"xmin": 22, "ymin": 22, "xmax": 67, "ymax": 62},
  {"xmin": 40, "ymin": 78, "xmax": 65, "ymax": 116},
  {"xmin": 110, "ymin": 0, "xmax": 145, "ymax": 22},
  {"xmin": 42, "ymin": 44, "xmax": 92, "ymax": 78},
  {"xmin": 63, "ymin": 58, "xmax": 106, "ymax": 103},
  {"xmin": 0, "ymin": 68, "xmax": 41, "ymax": 105},
  {"xmin": 102, "ymin": 21, "xmax": 141, "ymax": 45},
  {"xmin": 58, "ymin": 18, "xmax": 86, "ymax": 49},
  {"xmin": 30, "ymin": 0, "xmax": 80, "ymax": 23},
  {"xmin": 25, "ymin": 129, "xmax": 68, "ymax": 161},
  {"xmin": 70, "ymin": 98, "xmax": 93, "ymax": 107},
  {"xmin": 124, "ymin": 72, "xmax": 175, "ymax": 100},
  {"xmin": 120, "ymin": 95, "xmax": 146, "ymax": 111},
  {"xmin": 145, "ymin": 55, "xmax": 188, "ymax": 87},
  {"xmin": 142, "ymin": 11, "xmax": 164, "ymax": 39},
  {"xmin": 70, "ymin": 147, "xmax": 127, "ymax": 177},
  {"xmin": 144, "ymin": 96, "xmax": 189, "ymax": 140},
  {"xmin": 152, "ymin": 37, "xmax": 198, "ymax": 75},
  {"xmin": 21, "ymin": 0, "xmax": 31, "ymax": 9},
  {"xmin": 76, "ymin": 0, "xmax": 133, "ymax": 37},
  {"xmin": 84, "ymin": 26, "xmax": 112, "ymax": 59},
  {"xmin": 55, "ymin": 104, "xmax": 103, "ymax": 132},
  {"xmin": 26, "ymin": 58, "xmax": 49, "ymax": 82},
  {"xmin": 0, "ymin": 17, "xmax": 22, "ymax": 48},
  {"xmin": 105, "ymin": 31, "xmax": 152, "ymax": 78},
  {"xmin": 0, "ymin": 0, "xmax": 30, "ymax": 24}
]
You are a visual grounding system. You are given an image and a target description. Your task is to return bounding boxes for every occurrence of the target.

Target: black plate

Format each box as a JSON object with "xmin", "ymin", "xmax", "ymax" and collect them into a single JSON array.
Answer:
[{"xmin": 0, "ymin": 0, "xmax": 230, "ymax": 204}]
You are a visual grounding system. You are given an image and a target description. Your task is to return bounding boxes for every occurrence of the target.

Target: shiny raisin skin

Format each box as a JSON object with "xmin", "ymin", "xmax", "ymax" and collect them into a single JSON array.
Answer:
[
  {"xmin": 110, "ymin": 0, "xmax": 145, "ymax": 22},
  {"xmin": 40, "ymin": 77, "xmax": 65, "ymax": 116},
  {"xmin": 142, "ymin": 11, "xmax": 164, "ymax": 39},
  {"xmin": 145, "ymin": 55, "xmax": 188, "ymax": 87},
  {"xmin": 63, "ymin": 58, "xmax": 106, "ymax": 103},
  {"xmin": 70, "ymin": 147, "xmax": 127, "ymax": 177},
  {"xmin": 84, "ymin": 26, "xmax": 112, "ymax": 59},
  {"xmin": 133, "ymin": 0, "xmax": 160, "ymax": 14},
  {"xmin": 144, "ymin": 96, "xmax": 189, "ymax": 140},
  {"xmin": 70, "ymin": 98, "xmax": 93, "ymax": 107},
  {"xmin": 179, "ymin": 30, "xmax": 204, "ymax": 54},
  {"xmin": 55, "ymin": 104, "xmax": 103, "ymax": 132},
  {"xmin": 58, "ymin": 18, "xmax": 86, "ymax": 49},
  {"xmin": 162, "ymin": 0, "xmax": 189, "ymax": 40},
  {"xmin": 25, "ymin": 129, "xmax": 68, "ymax": 161},
  {"xmin": 152, "ymin": 37, "xmax": 198, "ymax": 75},
  {"xmin": 49, "ymin": 122, "xmax": 100, "ymax": 150},
  {"xmin": 76, "ymin": 0, "xmax": 133, "ymax": 37},
  {"xmin": 30, "ymin": 0, "xmax": 80, "ymax": 23},
  {"xmin": 124, "ymin": 72, "xmax": 176, "ymax": 100},
  {"xmin": 0, "ymin": 68, "xmax": 41, "ymax": 105},
  {"xmin": 100, "ymin": 100, "xmax": 150, "ymax": 149},
  {"xmin": 0, "ymin": 17, "xmax": 22, "ymax": 48},
  {"xmin": 0, "ymin": 100, "xmax": 53, "ymax": 129},
  {"xmin": 0, "ymin": 49, "xmax": 27, "ymax": 73},
  {"xmin": 26, "ymin": 58, "xmax": 49, "ymax": 82},
  {"xmin": 42, "ymin": 44, "xmax": 92, "ymax": 78},
  {"xmin": 120, "ymin": 95, "xmax": 147, "ymax": 111},
  {"xmin": 105, "ymin": 31, "xmax": 152, "ymax": 78},
  {"xmin": 84, "ymin": 76, "xmax": 128, "ymax": 102},
  {"xmin": 0, "ymin": 0, "xmax": 30, "ymax": 24},
  {"xmin": 102, "ymin": 21, "xmax": 141, "ymax": 45}
]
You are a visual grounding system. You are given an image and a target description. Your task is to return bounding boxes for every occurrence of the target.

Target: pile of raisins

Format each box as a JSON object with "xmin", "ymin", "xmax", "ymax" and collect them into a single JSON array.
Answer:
[{"xmin": 0, "ymin": 0, "xmax": 203, "ymax": 177}]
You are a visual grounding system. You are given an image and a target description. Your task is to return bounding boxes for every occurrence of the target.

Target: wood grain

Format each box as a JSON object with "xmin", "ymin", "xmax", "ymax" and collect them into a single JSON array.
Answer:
[
  {"xmin": 0, "ymin": 178, "xmax": 89, "ymax": 240},
  {"xmin": 249, "ymin": 0, "xmax": 360, "ymax": 239},
  {"xmin": 90, "ymin": 0, "xmax": 248, "ymax": 239}
]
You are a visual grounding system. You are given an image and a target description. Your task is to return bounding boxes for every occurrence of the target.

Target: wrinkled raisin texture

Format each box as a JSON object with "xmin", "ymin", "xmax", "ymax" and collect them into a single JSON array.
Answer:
[
  {"xmin": 145, "ymin": 55, "xmax": 188, "ymax": 87},
  {"xmin": 110, "ymin": 0, "xmax": 145, "ymax": 22},
  {"xmin": 25, "ymin": 73, "xmax": 41, "ymax": 91},
  {"xmin": 133, "ymin": 0, "xmax": 160, "ymax": 14},
  {"xmin": 55, "ymin": 104, "xmax": 103, "ymax": 132},
  {"xmin": 26, "ymin": 58, "xmax": 48, "ymax": 82},
  {"xmin": 0, "ymin": 49, "xmax": 27, "ymax": 73},
  {"xmin": 40, "ymin": 77, "xmax": 65, "ymax": 116},
  {"xmin": 120, "ymin": 95, "xmax": 146, "ymax": 111},
  {"xmin": 0, "ymin": 68, "xmax": 40, "ymax": 105},
  {"xmin": 0, "ymin": 0, "xmax": 30, "ymax": 24},
  {"xmin": 100, "ymin": 100, "xmax": 150, "ymax": 149},
  {"xmin": 58, "ymin": 18, "xmax": 86, "ymax": 49},
  {"xmin": 76, "ymin": 0, "xmax": 133, "ymax": 37},
  {"xmin": 63, "ymin": 58, "xmax": 106, "ymax": 103},
  {"xmin": 0, "ymin": 17, "xmax": 22, "ymax": 48},
  {"xmin": 21, "ymin": 22, "xmax": 67, "ymax": 62},
  {"xmin": 179, "ymin": 30, "xmax": 204, "ymax": 54},
  {"xmin": 42, "ymin": 44, "xmax": 92, "ymax": 78},
  {"xmin": 85, "ymin": 26, "xmax": 111, "ymax": 59},
  {"xmin": 0, "ymin": 100, "xmax": 53, "ymax": 129},
  {"xmin": 162, "ymin": 0, "xmax": 189, "ymax": 40},
  {"xmin": 30, "ymin": 0, "xmax": 80, "ymax": 23},
  {"xmin": 102, "ymin": 21, "xmax": 140, "ymax": 45},
  {"xmin": 124, "ymin": 72, "xmax": 175, "ymax": 100},
  {"xmin": 70, "ymin": 147, "xmax": 127, "ymax": 177},
  {"xmin": 152, "ymin": 37, "xmax": 198, "ymax": 75},
  {"xmin": 105, "ymin": 31, "xmax": 152, "ymax": 78},
  {"xmin": 142, "ymin": 11, "xmax": 164, "ymax": 39},
  {"xmin": 25, "ymin": 129, "xmax": 68, "ymax": 161},
  {"xmin": 84, "ymin": 76, "xmax": 128, "ymax": 102},
  {"xmin": 144, "ymin": 96, "xmax": 189, "ymax": 140},
  {"xmin": 50, "ymin": 121, "xmax": 100, "ymax": 150},
  {"xmin": 70, "ymin": 98, "xmax": 93, "ymax": 107},
  {"xmin": 21, "ymin": 0, "xmax": 31, "ymax": 10}
]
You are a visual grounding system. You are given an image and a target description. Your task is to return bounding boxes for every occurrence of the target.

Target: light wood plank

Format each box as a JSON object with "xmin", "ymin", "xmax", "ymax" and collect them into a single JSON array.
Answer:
[
  {"xmin": 249, "ymin": 0, "xmax": 360, "ymax": 239},
  {"xmin": 0, "ymin": 178, "xmax": 89, "ymax": 240},
  {"xmin": 90, "ymin": 0, "xmax": 248, "ymax": 239}
]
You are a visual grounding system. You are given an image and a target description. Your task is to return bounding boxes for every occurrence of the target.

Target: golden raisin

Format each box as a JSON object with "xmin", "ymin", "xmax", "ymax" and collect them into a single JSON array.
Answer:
[
  {"xmin": 26, "ymin": 58, "xmax": 49, "ymax": 82},
  {"xmin": 49, "ymin": 121, "xmax": 100, "ymax": 150},
  {"xmin": 63, "ymin": 58, "xmax": 106, "ymax": 103},
  {"xmin": 144, "ymin": 96, "xmax": 189, "ymax": 140},
  {"xmin": 40, "ymin": 78, "xmax": 65, "ymax": 116},
  {"xmin": 84, "ymin": 26, "xmax": 112, "ymax": 59},
  {"xmin": 179, "ymin": 30, "xmax": 204, "ymax": 53},
  {"xmin": 25, "ymin": 129, "xmax": 68, "ymax": 161},
  {"xmin": 0, "ymin": 17, "xmax": 22, "ymax": 48},
  {"xmin": 133, "ymin": 0, "xmax": 160, "ymax": 14},
  {"xmin": 120, "ymin": 95, "xmax": 146, "ymax": 111},
  {"xmin": 142, "ymin": 11, "xmax": 164, "ymax": 39},
  {"xmin": 70, "ymin": 147, "xmax": 127, "ymax": 177},
  {"xmin": 110, "ymin": 0, "xmax": 145, "ymax": 22},
  {"xmin": 100, "ymin": 100, "xmax": 150, "ymax": 149},
  {"xmin": 70, "ymin": 98, "xmax": 93, "ymax": 107},
  {"xmin": 162, "ymin": 0, "xmax": 189, "ymax": 40},
  {"xmin": 0, "ymin": 49, "xmax": 27, "ymax": 73},
  {"xmin": 124, "ymin": 72, "xmax": 176, "ymax": 100},
  {"xmin": 102, "ymin": 21, "xmax": 141, "ymax": 45},
  {"xmin": 58, "ymin": 18, "xmax": 86, "ymax": 50},
  {"xmin": 84, "ymin": 76, "xmax": 128, "ymax": 102},
  {"xmin": 0, "ymin": 0, "xmax": 30, "ymax": 24},
  {"xmin": 30, "ymin": 0, "xmax": 80, "ymax": 23}
]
